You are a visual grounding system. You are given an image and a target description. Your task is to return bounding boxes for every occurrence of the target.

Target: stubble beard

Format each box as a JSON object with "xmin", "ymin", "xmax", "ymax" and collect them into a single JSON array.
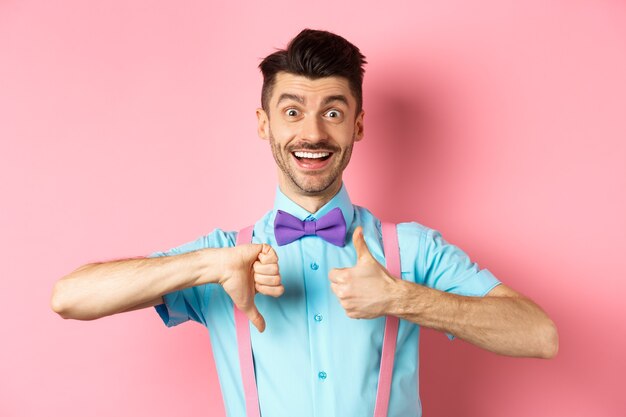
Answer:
[{"xmin": 268, "ymin": 131, "xmax": 354, "ymax": 195}]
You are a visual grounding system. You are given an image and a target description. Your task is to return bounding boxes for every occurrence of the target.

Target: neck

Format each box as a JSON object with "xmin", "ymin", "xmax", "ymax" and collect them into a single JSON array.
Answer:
[{"xmin": 279, "ymin": 179, "xmax": 343, "ymax": 214}]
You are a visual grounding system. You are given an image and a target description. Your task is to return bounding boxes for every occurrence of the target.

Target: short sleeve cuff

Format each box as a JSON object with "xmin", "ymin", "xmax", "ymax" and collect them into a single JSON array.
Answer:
[
  {"xmin": 446, "ymin": 270, "xmax": 501, "ymax": 341},
  {"xmin": 154, "ymin": 291, "xmax": 190, "ymax": 328},
  {"xmin": 476, "ymin": 269, "xmax": 502, "ymax": 296},
  {"xmin": 454, "ymin": 268, "xmax": 501, "ymax": 297}
]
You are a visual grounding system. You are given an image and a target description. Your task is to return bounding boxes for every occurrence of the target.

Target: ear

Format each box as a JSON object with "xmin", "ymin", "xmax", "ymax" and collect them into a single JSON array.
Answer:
[
  {"xmin": 256, "ymin": 108, "xmax": 270, "ymax": 140},
  {"xmin": 354, "ymin": 109, "xmax": 365, "ymax": 142}
]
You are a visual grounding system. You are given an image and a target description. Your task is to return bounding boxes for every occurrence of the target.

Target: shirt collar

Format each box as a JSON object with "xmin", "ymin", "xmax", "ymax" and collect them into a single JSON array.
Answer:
[{"xmin": 272, "ymin": 183, "xmax": 355, "ymax": 228}]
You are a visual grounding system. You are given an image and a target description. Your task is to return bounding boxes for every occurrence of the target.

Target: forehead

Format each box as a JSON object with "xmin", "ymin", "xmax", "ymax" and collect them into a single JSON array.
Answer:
[{"xmin": 270, "ymin": 72, "xmax": 356, "ymax": 107}]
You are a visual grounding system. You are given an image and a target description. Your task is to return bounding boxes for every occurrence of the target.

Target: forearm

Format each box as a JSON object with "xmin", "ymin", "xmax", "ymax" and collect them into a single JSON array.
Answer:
[
  {"xmin": 51, "ymin": 248, "xmax": 227, "ymax": 320},
  {"xmin": 388, "ymin": 281, "xmax": 558, "ymax": 358}
]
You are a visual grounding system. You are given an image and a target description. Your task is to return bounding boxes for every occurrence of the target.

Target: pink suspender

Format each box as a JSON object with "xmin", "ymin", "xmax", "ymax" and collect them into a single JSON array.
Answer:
[
  {"xmin": 234, "ymin": 223, "xmax": 401, "ymax": 417},
  {"xmin": 374, "ymin": 222, "xmax": 402, "ymax": 417},
  {"xmin": 234, "ymin": 226, "xmax": 261, "ymax": 417}
]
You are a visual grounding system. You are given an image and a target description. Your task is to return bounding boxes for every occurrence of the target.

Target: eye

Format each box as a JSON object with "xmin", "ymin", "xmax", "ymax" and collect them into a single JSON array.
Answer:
[
  {"xmin": 285, "ymin": 108, "xmax": 300, "ymax": 117},
  {"xmin": 325, "ymin": 109, "xmax": 342, "ymax": 119}
]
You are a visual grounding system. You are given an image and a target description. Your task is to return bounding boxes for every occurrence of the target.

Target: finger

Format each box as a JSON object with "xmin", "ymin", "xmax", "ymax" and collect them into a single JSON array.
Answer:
[
  {"xmin": 253, "ymin": 260, "xmax": 280, "ymax": 276},
  {"xmin": 239, "ymin": 244, "xmax": 265, "ymax": 264},
  {"xmin": 247, "ymin": 243, "xmax": 265, "ymax": 255},
  {"xmin": 245, "ymin": 305, "xmax": 266, "ymax": 333},
  {"xmin": 255, "ymin": 283, "xmax": 285, "ymax": 298},
  {"xmin": 258, "ymin": 244, "xmax": 278, "ymax": 264},
  {"xmin": 254, "ymin": 273, "xmax": 282, "ymax": 286},
  {"xmin": 352, "ymin": 226, "xmax": 374, "ymax": 262},
  {"xmin": 328, "ymin": 268, "xmax": 346, "ymax": 284},
  {"xmin": 329, "ymin": 282, "xmax": 343, "ymax": 298}
]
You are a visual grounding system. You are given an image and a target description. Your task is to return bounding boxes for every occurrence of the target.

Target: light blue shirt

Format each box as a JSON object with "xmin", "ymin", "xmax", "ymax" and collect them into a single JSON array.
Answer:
[{"xmin": 151, "ymin": 185, "xmax": 500, "ymax": 417}]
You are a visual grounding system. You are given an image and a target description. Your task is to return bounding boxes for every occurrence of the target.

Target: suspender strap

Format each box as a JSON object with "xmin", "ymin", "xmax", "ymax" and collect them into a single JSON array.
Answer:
[
  {"xmin": 234, "ymin": 226, "xmax": 261, "ymax": 417},
  {"xmin": 374, "ymin": 222, "xmax": 401, "ymax": 417},
  {"xmin": 234, "ymin": 223, "xmax": 401, "ymax": 417}
]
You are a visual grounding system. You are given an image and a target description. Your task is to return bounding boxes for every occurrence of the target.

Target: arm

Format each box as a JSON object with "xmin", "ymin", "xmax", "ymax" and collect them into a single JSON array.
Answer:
[
  {"xmin": 329, "ymin": 227, "xmax": 558, "ymax": 358},
  {"xmin": 389, "ymin": 281, "xmax": 558, "ymax": 358},
  {"xmin": 51, "ymin": 244, "xmax": 283, "ymax": 331}
]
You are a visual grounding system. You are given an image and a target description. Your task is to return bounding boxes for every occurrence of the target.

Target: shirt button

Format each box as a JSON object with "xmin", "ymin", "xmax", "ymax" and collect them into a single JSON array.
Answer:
[
  {"xmin": 314, "ymin": 314, "xmax": 323, "ymax": 322},
  {"xmin": 310, "ymin": 262, "xmax": 319, "ymax": 270},
  {"xmin": 318, "ymin": 371, "xmax": 327, "ymax": 380}
]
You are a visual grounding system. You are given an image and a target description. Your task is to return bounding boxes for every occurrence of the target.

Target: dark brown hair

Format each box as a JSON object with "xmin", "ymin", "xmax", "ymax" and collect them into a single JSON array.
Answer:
[{"xmin": 259, "ymin": 29, "xmax": 367, "ymax": 113}]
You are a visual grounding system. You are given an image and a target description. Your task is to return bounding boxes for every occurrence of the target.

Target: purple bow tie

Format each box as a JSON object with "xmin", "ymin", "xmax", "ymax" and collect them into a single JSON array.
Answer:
[{"xmin": 274, "ymin": 207, "xmax": 347, "ymax": 247}]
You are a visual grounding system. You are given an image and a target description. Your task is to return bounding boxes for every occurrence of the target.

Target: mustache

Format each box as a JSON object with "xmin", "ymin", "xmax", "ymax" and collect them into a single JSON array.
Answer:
[{"xmin": 286, "ymin": 141, "xmax": 341, "ymax": 153}]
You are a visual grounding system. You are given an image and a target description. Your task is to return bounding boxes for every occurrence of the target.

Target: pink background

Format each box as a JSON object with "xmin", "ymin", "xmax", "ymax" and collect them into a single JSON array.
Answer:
[{"xmin": 1, "ymin": 1, "xmax": 625, "ymax": 416}]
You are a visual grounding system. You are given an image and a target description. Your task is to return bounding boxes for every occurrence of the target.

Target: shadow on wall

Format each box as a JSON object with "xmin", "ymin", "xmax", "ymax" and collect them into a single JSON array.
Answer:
[
  {"xmin": 356, "ymin": 62, "xmax": 549, "ymax": 416},
  {"xmin": 355, "ymin": 60, "xmax": 462, "ymax": 223}
]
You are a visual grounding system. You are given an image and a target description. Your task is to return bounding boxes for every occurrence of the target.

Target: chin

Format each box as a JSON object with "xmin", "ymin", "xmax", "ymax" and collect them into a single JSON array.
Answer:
[{"xmin": 293, "ymin": 177, "xmax": 341, "ymax": 195}]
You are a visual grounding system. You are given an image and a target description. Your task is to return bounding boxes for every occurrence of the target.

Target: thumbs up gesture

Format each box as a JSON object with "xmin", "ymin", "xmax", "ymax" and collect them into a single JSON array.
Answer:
[
  {"xmin": 329, "ymin": 226, "xmax": 398, "ymax": 319},
  {"xmin": 219, "ymin": 244, "xmax": 283, "ymax": 332}
]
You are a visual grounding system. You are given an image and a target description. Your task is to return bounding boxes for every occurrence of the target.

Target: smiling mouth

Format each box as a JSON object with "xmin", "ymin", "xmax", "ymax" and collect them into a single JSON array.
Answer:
[
  {"xmin": 291, "ymin": 151, "xmax": 333, "ymax": 170},
  {"xmin": 292, "ymin": 151, "xmax": 332, "ymax": 162}
]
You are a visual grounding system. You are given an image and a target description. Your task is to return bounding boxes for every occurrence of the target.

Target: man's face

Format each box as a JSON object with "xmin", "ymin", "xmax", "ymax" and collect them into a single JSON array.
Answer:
[{"xmin": 257, "ymin": 72, "xmax": 364, "ymax": 199}]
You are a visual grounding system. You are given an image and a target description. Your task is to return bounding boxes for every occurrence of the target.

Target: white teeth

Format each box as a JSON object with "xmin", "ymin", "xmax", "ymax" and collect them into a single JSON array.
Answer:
[{"xmin": 294, "ymin": 151, "xmax": 330, "ymax": 159}]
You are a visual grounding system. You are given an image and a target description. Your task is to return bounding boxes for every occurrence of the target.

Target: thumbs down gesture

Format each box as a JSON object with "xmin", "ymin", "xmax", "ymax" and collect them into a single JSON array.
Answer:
[
  {"xmin": 219, "ymin": 243, "xmax": 283, "ymax": 333},
  {"xmin": 329, "ymin": 226, "xmax": 400, "ymax": 319}
]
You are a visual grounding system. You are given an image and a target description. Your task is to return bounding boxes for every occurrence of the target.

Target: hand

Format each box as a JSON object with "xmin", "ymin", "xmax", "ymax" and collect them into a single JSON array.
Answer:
[
  {"xmin": 253, "ymin": 243, "xmax": 285, "ymax": 298},
  {"xmin": 219, "ymin": 244, "xmax": 283, "ymax": 332},
  {"xmin": 329, "ymin": 227, "xmax": 398, "ymax": 319}
]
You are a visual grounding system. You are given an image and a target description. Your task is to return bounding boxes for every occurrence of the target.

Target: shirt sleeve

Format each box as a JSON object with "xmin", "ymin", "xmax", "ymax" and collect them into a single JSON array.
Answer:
[
  {"xmin": 147, "ymin": 229, "xmax": 236, "ymax": 328},
  {"xmin": 398, "ymin": 222, "xmax": 500, "ymax": 295},
  {"xmin": 397, "ymin": 222, "xmax": 501, "ymax": 340},
  {"xmin": 419, "ymin": 228, "xmax": 500, "ymax": 297}
]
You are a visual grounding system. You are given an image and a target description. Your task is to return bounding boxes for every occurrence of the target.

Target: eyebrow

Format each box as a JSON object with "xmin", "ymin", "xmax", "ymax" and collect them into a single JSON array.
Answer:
[
  {"xmin": 275, "ymin": 93, "xmax": 350, "ymax": 107},
  {"xmin": 276, "ymin": 93, "xmax": 305, "ymax": 106},
  {"xmin": 322, "ymin": 95, "xmax": 349, "ymax": 107}
]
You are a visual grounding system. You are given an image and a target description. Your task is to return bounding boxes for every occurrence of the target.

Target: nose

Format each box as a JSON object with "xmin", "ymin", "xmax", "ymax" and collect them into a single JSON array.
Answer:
[{"xmin": 299, "ymin": 115, "xmax": 328, "ymax": 142}]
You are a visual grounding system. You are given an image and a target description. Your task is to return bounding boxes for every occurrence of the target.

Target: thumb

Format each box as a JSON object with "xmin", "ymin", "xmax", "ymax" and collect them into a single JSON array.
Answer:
[
  {"xmin": 239, "ymin": 243, "xmax": 264, "ymax": 264},
  {"xmin": 244, "ymin": 304, "xmax": 266, "ymax": 333},
  {"xmin": 353, "ymin": 226, "xmax": 374, "ymax": 262}
]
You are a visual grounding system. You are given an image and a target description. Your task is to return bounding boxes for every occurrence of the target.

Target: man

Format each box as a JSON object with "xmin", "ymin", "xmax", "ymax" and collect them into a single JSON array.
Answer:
[{"xmin": 51, "ymin": 29, "xmax": 558, "ymax": 417}]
